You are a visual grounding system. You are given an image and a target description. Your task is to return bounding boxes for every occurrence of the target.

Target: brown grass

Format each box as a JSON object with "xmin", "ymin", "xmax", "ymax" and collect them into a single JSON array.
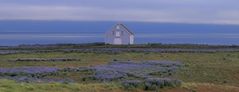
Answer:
[{"xmin": 163, "ymin": 83, "xmax": 239, "ymax": 92}]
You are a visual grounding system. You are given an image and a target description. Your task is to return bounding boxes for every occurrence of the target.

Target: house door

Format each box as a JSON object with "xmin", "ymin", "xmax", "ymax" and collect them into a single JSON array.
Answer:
[{"xmin": 114, "ymin": 38, "xmax": 122, "ymax": 45}]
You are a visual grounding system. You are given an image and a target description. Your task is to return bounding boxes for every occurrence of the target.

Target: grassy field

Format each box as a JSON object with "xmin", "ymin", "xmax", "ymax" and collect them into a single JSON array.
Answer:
[{"xmin": 0, "ymin": 51, "xmax": 239, "ymax": 92}]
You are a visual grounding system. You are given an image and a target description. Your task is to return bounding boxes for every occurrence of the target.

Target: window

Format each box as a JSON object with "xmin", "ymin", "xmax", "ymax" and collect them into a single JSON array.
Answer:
[
  {"xmin": 116, "ymin": 31, "xmax": 121, "ymax": 37},
  {"xmin": 116, "ymin": 25, "xmax": 120, "ymax": 29}
]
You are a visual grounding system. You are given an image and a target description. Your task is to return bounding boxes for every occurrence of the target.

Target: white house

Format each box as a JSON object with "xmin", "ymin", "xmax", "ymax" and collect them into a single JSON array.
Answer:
[{"xmin": 105, "ymin": 24, "xmax": 135, "ymax": 45}]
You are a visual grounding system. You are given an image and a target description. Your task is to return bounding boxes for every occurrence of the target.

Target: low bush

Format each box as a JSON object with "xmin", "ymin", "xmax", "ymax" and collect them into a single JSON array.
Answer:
[
  {"xmin": 11, "ymin": 58, "xmax": 81, "ymax": 62},
  {"xmin": 122, "ymin": 80, "xmax": 144, "ymax": 89},
  {"xmin": 122, "ymin": 78, "xmax": 182, "ymax": 90},
  {"xmin": 91, "ymin": 61, "xmax": 182, "ymax": 81},
  {"xmin": 0, "ymin": 60, "xmax": 183, "ymax": 91}
]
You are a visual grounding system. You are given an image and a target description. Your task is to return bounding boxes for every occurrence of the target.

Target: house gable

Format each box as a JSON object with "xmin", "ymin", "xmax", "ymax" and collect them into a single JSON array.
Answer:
[
  {"xmin": 113, "ymin": 24, "xmax": 134, "ymax": 36},
  {"xmin": 105, "ymin": 23, "xmax": 135, "ymax": 45}
]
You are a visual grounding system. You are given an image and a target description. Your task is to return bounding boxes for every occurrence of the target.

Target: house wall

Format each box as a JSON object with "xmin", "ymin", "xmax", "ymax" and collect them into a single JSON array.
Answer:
[
  {"xmin": 121, "ymin": 30, "xmax": 131, "ymax": 44},
  {"xmin": 130, "ymin": 35, "xmax": 134, "ymax": 44},
  {"xmin": 105, "ymin": 25, "xmax": 134, "ymax": 45}
]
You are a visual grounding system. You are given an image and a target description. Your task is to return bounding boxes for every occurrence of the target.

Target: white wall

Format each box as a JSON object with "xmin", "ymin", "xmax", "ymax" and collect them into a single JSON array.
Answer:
[{"xmin": 105, "ymin": 24, "xmax": 134, "ymax": 45}]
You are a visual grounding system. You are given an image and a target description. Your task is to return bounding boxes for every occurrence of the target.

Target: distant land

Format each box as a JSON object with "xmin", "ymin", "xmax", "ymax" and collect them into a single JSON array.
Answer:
[
  {"xmin": 1, "ymin": 20, "xmax": 239, "ymax": 33},
  {"xmin": 0, "ymin": 20, "xmax": 239, "ymax": 45}
]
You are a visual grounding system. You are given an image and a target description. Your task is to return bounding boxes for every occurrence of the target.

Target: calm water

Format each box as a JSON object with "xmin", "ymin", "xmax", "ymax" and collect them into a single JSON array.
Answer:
[
  {"xmin": 1, "ymin": 32, "xmax": 239, "ymax": 46},
  {"xmin": 1, "ymin": 21, "xmax": 239, "ymax": 46}
]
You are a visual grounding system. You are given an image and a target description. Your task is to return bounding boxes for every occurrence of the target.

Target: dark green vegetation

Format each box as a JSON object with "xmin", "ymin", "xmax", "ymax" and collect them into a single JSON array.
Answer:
[
  {"xmin": 2, "ymin": 43, "xmax": 239, "ymax": 50},
  {"xmin": 0, "ymin": 44, "xmax": 239, "ymax": 92}
]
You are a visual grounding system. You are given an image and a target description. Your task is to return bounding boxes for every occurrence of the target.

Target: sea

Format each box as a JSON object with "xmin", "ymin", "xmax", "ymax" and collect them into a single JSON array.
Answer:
[{"xmin": 0, "ymin": 21, "xmax": 239, "ymax": 46}]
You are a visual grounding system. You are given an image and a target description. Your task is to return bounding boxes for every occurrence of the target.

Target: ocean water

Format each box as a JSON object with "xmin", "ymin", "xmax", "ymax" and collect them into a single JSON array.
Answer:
[{"xmin": 0, "ymin": 21, "xmax": 239, "ymax": 46}]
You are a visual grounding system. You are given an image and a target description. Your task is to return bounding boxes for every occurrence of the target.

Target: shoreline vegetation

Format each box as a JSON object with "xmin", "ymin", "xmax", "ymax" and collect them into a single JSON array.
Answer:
[
  {"xmin": 2, "ymin": 42, "xmax": 239, "ymax": 49},
  {"xmin": 0, "ymin": 43, "xmax": 239, "ymax": 92},
  {"xmin": 1, "ymin": 43, "xmax": 239, "ymax": 55}
]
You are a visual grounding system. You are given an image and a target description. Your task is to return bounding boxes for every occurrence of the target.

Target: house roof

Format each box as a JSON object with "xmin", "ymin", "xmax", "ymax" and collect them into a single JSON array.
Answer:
[{"xmin": 115, "ymin": 23, "xmax": 134, "ymax": 35}]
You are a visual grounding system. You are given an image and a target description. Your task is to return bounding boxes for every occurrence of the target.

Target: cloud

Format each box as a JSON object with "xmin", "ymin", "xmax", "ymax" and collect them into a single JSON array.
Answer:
[{"xmin": 0, "ymin": 0, "xmax": 239, "ymax": 24}]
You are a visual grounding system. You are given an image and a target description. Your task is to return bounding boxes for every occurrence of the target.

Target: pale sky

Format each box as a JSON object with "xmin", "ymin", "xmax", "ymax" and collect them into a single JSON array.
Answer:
[{"xmin": 0, "ymin": 0, "xmax": 239, "ymax": 24}]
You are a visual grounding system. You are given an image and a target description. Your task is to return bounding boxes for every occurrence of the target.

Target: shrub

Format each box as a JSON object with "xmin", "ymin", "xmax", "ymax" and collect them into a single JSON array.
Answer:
[
  {"xmin": 122, "ymin": 80, "xmax": 144, "ymax": 89},
  {"xmin": 122, "ymin": 78, "xmax": 182, "ymax": 90},
  {"xmin": 145, "ymin": 78, "xmax": 181, "ymax": 89},
  {"xmin": 90, "ymin": 61, "xmax": 182, "ymax": 81},
  {"xmin": 0, "ymin": 67, "xmax": 59, "ymax": 74}
]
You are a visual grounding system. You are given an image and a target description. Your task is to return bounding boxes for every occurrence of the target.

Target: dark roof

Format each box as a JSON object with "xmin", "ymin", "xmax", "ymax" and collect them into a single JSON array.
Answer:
[{"xmin": 116, "ymin": 24, "xmax": 134, "ymax": 35}]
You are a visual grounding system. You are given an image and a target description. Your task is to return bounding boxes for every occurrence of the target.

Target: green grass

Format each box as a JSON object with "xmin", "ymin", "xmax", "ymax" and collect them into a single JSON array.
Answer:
[
  {"xmin": 0, "ymin": 79, "xmax": 123, "ymax": 92},
  {"xmin": 0, "ymin": 52, "xmax": 239, "ymax": 91}
]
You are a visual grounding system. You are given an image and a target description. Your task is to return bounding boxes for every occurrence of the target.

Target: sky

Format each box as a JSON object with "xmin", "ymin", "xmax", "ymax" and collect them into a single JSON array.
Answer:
[{"xmin": 0, "ymin": 0, "xmax": 239, "ymax": 25}]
